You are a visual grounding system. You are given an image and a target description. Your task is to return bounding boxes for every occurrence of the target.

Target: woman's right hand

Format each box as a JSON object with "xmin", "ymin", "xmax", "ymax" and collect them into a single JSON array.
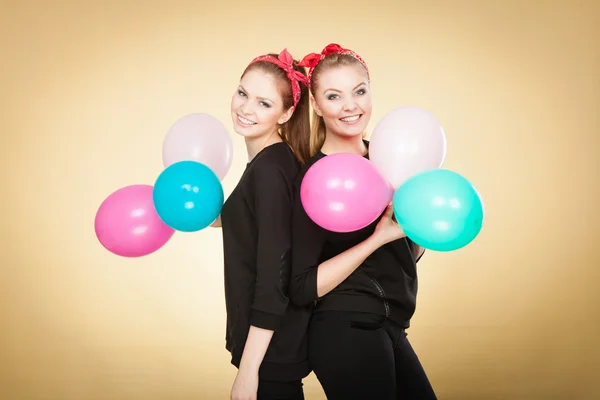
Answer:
[
  {"xmin": 210, "ymin": 215, "xmax": 222, "ymax": 228},
  {"xmin": 372, "ymin": 204, "xmax": 406, "ymax": 246}
]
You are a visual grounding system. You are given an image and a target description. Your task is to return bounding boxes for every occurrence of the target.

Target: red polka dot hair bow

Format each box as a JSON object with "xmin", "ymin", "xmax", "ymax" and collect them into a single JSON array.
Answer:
[
  {"xmin": 298, "ymin": 43, "xmax": 370, "ymax": 85},
  {"xmin": 248, "ymin": 48, "xmax": 309, "ymax": 107}
]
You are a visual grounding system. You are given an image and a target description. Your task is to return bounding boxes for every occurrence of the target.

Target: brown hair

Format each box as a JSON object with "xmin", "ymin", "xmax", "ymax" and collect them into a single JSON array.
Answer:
[
  {"xmin": 241, "ymin": 55, "xmax": 311, "ymax": 165},
  {"xmin": 308, "ymin": 54, "xmax": 369, "ymax": 156}
]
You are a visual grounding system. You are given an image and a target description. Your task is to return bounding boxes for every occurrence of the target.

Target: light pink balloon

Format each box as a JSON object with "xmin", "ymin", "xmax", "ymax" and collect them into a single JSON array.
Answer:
[
  {"xmin": 300, "ymin": 153, "xmax": 393, "ymax": 233},
  {"xmin": 94, "ymin": 185, "xmax": 175, "ymax": 257},
  {"xmin": 162, "ymin": 113, "xmax": 233, "ymax": 180},
  {"xmin": 369, "ymin": 106, "xmax": 447, "ymax": 189}
]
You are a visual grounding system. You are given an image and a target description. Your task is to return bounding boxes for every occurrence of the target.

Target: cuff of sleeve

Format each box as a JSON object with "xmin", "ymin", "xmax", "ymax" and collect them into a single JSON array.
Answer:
[
  {"xmin": 250, "ymin": 310, "xmax": 283, "ymax": 331},
  {"xmin": 307, "ymin": 269, "xmax": 319, "ymax": 301}
]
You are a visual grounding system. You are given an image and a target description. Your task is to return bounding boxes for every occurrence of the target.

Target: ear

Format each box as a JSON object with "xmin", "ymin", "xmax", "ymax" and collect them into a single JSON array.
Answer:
[
  {"xmin": 310, "ymin": 94, "xmax": 322, "ymax": 116},
  {"xmin": 278, "ymin": 106, "xmax": 295, "ymax": 125}
]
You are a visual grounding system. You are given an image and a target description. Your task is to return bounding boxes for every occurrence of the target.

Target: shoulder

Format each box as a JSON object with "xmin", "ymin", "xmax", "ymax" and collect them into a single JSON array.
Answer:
[
  {"xmin": 293, "ymin": 151, "xmax": 326, "ymax": 190},
  {"xmin": 251, "ymin": 143, "xmax": 300, "ymax": 183}
]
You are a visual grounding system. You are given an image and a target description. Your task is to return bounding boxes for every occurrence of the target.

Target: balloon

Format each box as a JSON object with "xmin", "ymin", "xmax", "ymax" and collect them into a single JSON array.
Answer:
[
  {"xmin": 94, "ymin": 185, "xmax": 175, "ymax": 257},
  {"xmin": 162, "ymin": 113, "xmax": 234, "ymax": 181},
  {"xmin": 153, "ymin": 161, "xmax": 224, "ymax": 232},
  {"xmin": 301, "ymin": 153, "xmax": 393, "ymax": 233},
  {"xmin": 392, "ymin": 169, "xmax": 484, "ymax": 252},
  {"xmin": 369, "ymin": 106, "xmax": 447, "ymax": 189}
]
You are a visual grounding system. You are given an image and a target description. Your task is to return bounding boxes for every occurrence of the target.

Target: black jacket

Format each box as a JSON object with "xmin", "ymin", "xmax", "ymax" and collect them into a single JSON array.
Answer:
[
  {"xmin": 221, "ymin": 142, "xmax": 312, "ymax": 381},
  {"xmin": 290, "ymin": 142, "xmax": 423, "ymax": 329}
]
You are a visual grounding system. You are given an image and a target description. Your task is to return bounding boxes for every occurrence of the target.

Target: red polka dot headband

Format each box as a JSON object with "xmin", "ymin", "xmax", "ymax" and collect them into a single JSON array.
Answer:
[
  {"xmin": 298, "ymin": 43, "xmax": 370, "ymax": 85},
  {"xmin": 248, "ymin": 48, "xmax": 309, "ymax": 107}
]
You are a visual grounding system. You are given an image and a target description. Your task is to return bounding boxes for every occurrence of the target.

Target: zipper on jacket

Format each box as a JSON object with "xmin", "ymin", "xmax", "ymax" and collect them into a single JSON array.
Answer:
[{"xmin": 368, "ymin": 277, "xmax": 390, "ymax": 317}]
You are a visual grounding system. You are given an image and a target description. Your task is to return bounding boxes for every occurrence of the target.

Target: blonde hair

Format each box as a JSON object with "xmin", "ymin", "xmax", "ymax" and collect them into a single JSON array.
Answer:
[{"xmin": 308, "ymin": 53, "xmax": 370, "ymax": 156}]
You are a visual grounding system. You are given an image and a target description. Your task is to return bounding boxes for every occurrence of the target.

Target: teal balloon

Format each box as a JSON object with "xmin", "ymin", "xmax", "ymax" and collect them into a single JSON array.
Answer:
[
  {"xmin": 392, "ymin": 169, "xmax": 484, "ymax": 252},
  {"xmin": 153, "ymin": 161, "xmax": 224, "ymax": 232}
]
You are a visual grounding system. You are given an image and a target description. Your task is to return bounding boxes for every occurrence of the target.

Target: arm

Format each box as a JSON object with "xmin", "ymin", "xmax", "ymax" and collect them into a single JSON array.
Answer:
[
  {"xmin": 392, "ymin": 214, "xmax": 424, "ymax": 262},
  {"xmin": 313, "ymin": 205, "xmax": 405, "ymax": 298},
  {"xmin": 230, "ymin": 326, "xmax": 273, "ymax": 400},
  {"xmin": 232, "ymin": 163, "xmax": 294, "ymax": 398},
  {"xmin": 290, "ymin": 189, "xmax": 405, "ymax": 304},
  {"xmin": 231, "ymin": 164, "xmax": 292, "ymax": 400},
  {"xmin": 289, "ymin": 177, "xmax": 327, "ymax": 306},
  {"xmin": 249, "ymin": 164, "xmax": 294, "ymax": 330},
  {"xmin": 313, "ymin": 235, "xmax": 386, "ymax": 298},
  {"xmin": 406, "ymin": 239, "xmax": 425, "ymax": 263},
  {"xmin": 238, "ymin": 326, "xmax": 274, "ymax": 371},
  {"xmin": 415, "ymin": 245, "xmax": 425, "ymax": 262}
]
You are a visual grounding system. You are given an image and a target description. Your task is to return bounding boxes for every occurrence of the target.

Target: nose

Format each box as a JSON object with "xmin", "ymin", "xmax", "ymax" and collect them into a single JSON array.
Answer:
[
  {"xmin": 239, "ymin": 99, "xmax": 252, "ymax": 115},
  {"xmin": 343, "ymin": 98, "xmax": 358, "ymax": 112}
]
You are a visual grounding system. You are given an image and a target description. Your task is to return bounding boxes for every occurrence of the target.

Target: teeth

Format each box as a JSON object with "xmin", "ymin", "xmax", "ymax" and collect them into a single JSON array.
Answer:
[
  {"xmin": 341, "ymin": 115, "xmax": 360, "ymax": 122},
  {"xmin": 238, "ymin": 115, "xmax": 256, "ymax": 125}
]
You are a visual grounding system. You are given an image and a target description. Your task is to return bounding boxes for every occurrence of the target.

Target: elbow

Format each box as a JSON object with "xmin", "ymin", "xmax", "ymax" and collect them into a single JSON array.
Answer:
[
  {"xmin": 289, "ymin": 284, "xmax": 313, "ymax": 307},
  {"xmin": 288, "ymin": 269, "xmax": 319, "ymax": 307}
]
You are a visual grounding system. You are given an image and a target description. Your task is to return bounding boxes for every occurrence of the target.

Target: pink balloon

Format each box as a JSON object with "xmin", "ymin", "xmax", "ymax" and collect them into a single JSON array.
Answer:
[
  {"xmin": 369, "ymin": 106, "xmax": 447, "ymax": 189},
  {"xmin": 94, "ymin": 185, "xmax": 175, "ymax": 257},
  {"xmin": 300, "ymin": 154, "xmax": 393, "ymax": 233},
  {"xmin": 162, "ymin": 113, "xmax": 234, "ymax": 181}
]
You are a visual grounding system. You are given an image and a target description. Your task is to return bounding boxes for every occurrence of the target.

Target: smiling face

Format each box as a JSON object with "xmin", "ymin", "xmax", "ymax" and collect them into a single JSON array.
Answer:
[
  {"xmin": 230, "ymin": 68, "xmax": 293, "ymax": 141},
  {"xmin": 311, "ymin": 63, "xmax": 372, "ymax": 139}
]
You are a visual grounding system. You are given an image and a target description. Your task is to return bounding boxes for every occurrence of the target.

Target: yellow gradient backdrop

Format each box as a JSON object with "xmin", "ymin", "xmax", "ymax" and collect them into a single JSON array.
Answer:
[{"xmin": 1, "ymin": 1, "xmax": 598, "ymax": 399}]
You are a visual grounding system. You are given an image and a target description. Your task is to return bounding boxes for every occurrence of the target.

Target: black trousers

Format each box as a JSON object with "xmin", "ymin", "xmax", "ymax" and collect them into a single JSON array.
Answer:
[
  {"xmin": 257, "ymin": 379, "xmax": 304, "ymax": 400},
  {"xmin": 308, "ymin": 311, "xmax": 437, "ymax": 400}
]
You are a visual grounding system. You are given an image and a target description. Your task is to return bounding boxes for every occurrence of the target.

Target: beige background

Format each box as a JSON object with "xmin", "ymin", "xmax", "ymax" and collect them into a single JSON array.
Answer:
[{"xmin": 1, "ymin": 0, "xmax": 598, "ymax": 399}]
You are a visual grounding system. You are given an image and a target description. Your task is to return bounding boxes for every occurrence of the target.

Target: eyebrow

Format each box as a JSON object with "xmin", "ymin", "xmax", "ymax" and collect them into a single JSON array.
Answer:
[
  {"xmin": 322, "ymin": 82, "xmax": 367, "ymax": 94},
  {"xmin": 239, "ymin": 85, "xmax": 275, "ymax": 103}
]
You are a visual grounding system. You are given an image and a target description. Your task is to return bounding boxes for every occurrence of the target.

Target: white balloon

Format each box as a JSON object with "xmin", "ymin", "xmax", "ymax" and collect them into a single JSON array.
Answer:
[
  {"xmin": 162, "ymin": 113, "xmax": 234, "ymax": 181},
  {"xmin": 369, "ymin": 106, "xmax": 447, "ymax": 189}
]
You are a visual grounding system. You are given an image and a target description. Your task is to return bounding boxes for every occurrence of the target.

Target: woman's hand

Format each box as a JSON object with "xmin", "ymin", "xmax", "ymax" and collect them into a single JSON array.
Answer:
[
  {"xmin": 372, "ymin": 204, "xmax": 406, "ymax": 246},
  {"xmin": 210, "ymin": 215, "xmax": 222, "ymax": 228},
  {"xmin": 230, "ymin": 368, "xmax": 258, "ymax": 400}
]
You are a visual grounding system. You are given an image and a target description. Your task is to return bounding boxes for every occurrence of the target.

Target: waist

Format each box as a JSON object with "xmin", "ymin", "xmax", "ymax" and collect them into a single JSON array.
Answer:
[{"xmin": 314, "ymin": 292, "xmax": 411, "ymax": 328}]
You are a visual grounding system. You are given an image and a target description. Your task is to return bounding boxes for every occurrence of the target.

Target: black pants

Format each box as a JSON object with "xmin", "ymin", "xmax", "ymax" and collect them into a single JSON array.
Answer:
[
  {"xmin": 308, "ymin": 311, "xmax": 437, "ymax": 400},
  {"xmin": 257, "ymin": 379, "xmax": 304, "ymax": 400}
]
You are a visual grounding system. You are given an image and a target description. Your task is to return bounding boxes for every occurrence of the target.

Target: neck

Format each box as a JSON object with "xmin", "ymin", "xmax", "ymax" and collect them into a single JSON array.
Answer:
[
  {"xmin": 245, "ymin": 128, "xmax": 282, "ymax": 161},
  {"xmin": 320, "ymin": 132, "xmax": 367, "ymax": 156}
]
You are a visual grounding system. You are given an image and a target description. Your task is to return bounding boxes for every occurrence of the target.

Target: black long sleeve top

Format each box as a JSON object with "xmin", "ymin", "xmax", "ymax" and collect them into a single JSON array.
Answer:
[
  {"xmin": 221, "ymin": 142, "xmax": 312, "ymax": 381},
  {"xmin": 289, "ymin": 142, "xmax": 423, "ymax": 329}
]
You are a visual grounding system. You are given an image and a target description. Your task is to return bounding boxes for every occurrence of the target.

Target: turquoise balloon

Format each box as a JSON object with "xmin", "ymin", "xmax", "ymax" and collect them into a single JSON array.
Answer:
[
  {"xmin": 153, "ymin": 161, "xmax": 224, "ymax": 232},
  {"xmin": 392, "ymin": 169, "xmax": 484, "ymax": 252}
]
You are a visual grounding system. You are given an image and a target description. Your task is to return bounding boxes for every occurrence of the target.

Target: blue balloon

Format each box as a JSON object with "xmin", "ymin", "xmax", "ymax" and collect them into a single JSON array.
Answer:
[
  {"xmin": 153, "ymin": 161, "xmax": 224, "ymax": 232},
  {"xmin": 392, "ymin": 169, "xmax": 484, "ymax": 252}
]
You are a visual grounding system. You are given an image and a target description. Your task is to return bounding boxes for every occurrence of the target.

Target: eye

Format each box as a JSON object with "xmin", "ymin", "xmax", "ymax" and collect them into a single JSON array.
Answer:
[
  {"xmin": 238, "ymin": 90, "xmax": 247, "ymax": 97},
  {"xmin": 355, "ymin": 88, "xmax": 366, "ymax": 95},
  {"xmin": 327, "ymin": 93, "xmax": 339, "ymax": 100},
  {"xmin": 260, "ymin": 101, "xmax": 271, "ymax": 108}
]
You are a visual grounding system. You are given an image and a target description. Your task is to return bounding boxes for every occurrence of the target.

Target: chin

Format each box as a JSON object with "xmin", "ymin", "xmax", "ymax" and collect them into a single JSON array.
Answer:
[
  {"xmin": 336, "ymin": 124, "xmax": 369, "ymax": 138},
  {"xmin": 231, "ymin": 125, "xmax": 247, "ymax": 137}
]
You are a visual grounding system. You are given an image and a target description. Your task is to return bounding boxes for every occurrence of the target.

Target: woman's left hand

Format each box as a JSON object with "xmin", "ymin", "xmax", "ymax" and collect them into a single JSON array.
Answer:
[{"xmin": 230, "ymin": 369, "xmax": 258, "ymax": 400}]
